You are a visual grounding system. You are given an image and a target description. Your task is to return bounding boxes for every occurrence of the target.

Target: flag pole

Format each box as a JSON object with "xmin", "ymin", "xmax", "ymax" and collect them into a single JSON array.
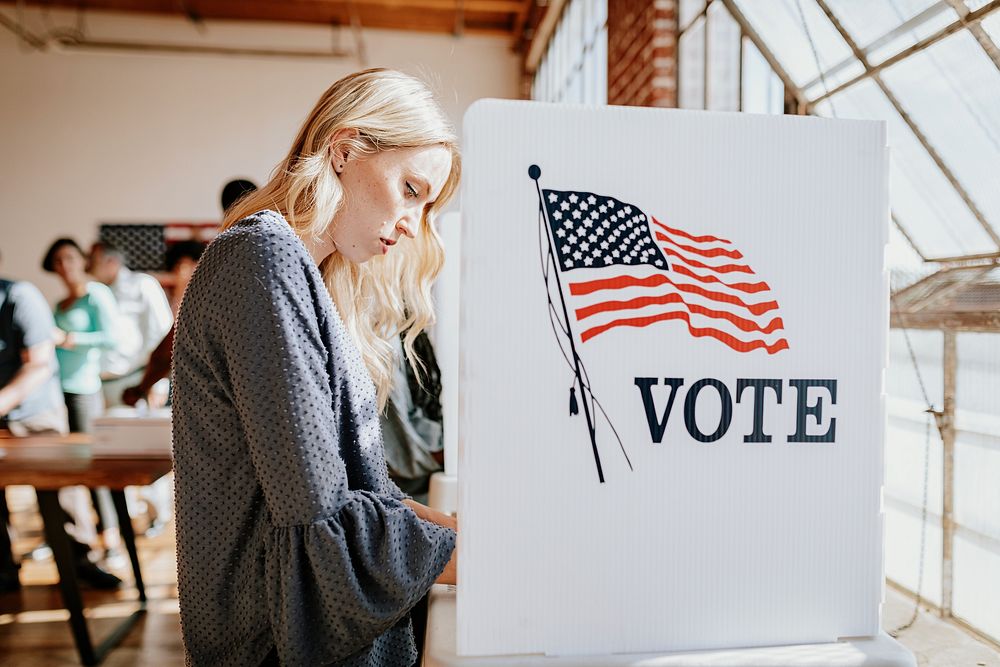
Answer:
[{"xmin": 530, "ymin": 165, "xmax": 605, "ymax": 484}]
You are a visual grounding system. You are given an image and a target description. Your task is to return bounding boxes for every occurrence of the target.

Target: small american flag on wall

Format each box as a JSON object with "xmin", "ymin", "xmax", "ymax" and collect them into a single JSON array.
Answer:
[{"xmin": 541, "ymin": 188, "xmax": 789, "ymax": 354}]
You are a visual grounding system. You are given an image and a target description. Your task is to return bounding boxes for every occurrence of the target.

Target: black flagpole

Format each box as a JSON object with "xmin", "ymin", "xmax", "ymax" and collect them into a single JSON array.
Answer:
[{"xmin": 530, "ymin": 164, "xmax": 605, "ymax": 484}]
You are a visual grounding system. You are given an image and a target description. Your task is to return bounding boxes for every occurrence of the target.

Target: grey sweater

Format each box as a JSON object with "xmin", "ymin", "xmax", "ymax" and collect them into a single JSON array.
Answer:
[{"xmin": 172, "ymin": 210, "xmax": 456, "ymax": 667}]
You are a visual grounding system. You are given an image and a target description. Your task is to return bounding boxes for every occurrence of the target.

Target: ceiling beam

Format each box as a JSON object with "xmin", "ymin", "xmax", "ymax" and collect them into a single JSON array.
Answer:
[{"xmin": 524, "ymin": 0, "xmax": 566, "ymax": 73}]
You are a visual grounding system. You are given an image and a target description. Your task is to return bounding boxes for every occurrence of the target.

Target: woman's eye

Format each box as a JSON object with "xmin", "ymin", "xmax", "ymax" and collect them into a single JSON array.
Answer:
[{"xmin": 405, "ymin": 182, "xmax": 418, "ymax": 198}]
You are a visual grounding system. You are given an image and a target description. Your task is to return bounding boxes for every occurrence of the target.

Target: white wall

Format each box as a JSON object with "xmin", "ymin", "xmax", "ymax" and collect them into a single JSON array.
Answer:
[{"xmin": 0, "ymin": 8, "xmax": 520, "ymax": 299}]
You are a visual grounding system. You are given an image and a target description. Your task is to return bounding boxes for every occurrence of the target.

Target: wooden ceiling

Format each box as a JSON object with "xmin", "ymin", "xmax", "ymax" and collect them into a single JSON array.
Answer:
[{"xmin": 1, "ymin": 0, "xmax": 543, "ymax": 42}]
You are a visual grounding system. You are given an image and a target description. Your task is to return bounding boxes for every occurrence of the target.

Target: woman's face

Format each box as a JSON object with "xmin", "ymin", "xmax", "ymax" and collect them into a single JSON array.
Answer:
[
  {"xmin": 51, "ymin": 245, "xmax": 87, "ymax": 284},
  {"xmin": 330, "ymin": 143, "xmax": 452, "ymax": 264}
]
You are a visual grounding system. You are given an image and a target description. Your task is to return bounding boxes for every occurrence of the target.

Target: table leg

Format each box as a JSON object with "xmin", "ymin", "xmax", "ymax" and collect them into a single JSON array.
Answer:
[
  {"xmin": 36, "ymin": 489, "xmax": 97, "ymax": 666},
  {"xmin": 109, "ymin": 490, "xmax": 145, "ymax": 602}
]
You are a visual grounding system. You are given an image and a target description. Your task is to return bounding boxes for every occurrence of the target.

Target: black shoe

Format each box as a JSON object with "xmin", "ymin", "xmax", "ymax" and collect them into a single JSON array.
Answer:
[
  {"xmin": 0, "ymin": 569, "xmax": 21, "ymax": 593},
  {"xmin": 74, "ymin": 560, "xmax": 122, "ymax": 590}
]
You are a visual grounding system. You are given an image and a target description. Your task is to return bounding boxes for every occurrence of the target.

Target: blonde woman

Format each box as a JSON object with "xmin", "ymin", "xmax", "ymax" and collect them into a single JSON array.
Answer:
[{"xmin": 172, "ymin": 69, "xmax": 459, "ymax": 667}]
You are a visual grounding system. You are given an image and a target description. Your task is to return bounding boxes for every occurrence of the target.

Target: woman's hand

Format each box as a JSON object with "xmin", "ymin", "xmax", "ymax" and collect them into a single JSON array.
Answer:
[
  {"xmin": 402, "ymin": 498, "xmax": 457, "ymax": 585},
  {"xmin": 53, "ymin": 329, "xmax": 75, "ymax": 349},
  {"xmin": 402, "ymin": 498, "xmax": 457, "ymax": 532}
]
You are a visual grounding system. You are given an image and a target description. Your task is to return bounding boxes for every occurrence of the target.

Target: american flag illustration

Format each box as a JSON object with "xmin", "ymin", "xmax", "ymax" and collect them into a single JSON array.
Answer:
[{"xmin": 541, "ymin": 188, "xmax": 789, "ymax": 354}]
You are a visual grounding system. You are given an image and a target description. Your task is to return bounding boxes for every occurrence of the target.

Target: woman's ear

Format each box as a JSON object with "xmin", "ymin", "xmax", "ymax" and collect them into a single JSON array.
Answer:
[{"xmin": 330, "ymin": 128, "xmax": 360, "ymax": 174}]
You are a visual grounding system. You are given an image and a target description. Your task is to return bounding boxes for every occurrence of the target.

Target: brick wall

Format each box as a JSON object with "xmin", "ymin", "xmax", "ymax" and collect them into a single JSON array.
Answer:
[{"xmin": 607, "ymin": 0, "xmax": 678, "ymax": 107}]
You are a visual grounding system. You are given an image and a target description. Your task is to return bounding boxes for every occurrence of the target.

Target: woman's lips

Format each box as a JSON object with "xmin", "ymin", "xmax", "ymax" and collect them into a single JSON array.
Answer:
[{"xmin": 380, "ymin": 237, "xmax": 396, "ymax": 255}]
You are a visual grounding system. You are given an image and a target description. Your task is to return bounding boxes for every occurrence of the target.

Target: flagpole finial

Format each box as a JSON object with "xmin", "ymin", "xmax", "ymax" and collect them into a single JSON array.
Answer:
[{"xmin": 528, "ymin": 164, "xmax": 541, "ymax": 180}]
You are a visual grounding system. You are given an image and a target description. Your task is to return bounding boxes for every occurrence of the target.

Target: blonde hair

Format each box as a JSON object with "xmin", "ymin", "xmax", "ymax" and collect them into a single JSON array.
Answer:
[{"xmin": 223, "ymin": 68, "xmax": 461, "ymax": 409}]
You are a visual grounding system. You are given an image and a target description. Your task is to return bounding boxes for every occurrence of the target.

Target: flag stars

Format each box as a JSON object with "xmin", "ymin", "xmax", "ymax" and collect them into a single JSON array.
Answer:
[
  {"xmin": 624, "ymin": 206, "xmax": 632, "ymax": 214},
  {"xmin": 583, "ymin": 256, "xmax": 594, "ymax": 266},
  {"xmin": 564, "ymin": 258, "xmax": 573, "ymax": 268},
  {"xmin": 590, "ymin": 210, "xmax": 599, "ymax": 220},
  {"xmin": 604, "ymin": 256, "xmax": 613, "ymax": 264},
  {"xmin": 556, "ymin": 228, "xmax": 566, "ymax": 238},
  {"xmin": 553, "ymin": 211, "xmax": 563, "ymax": 220},
  {"xmin": 655, "ymin": 259, "xmax": 664, "ymax": 267},
  {"xmin": 588, "ymin": 234, "xmax": 597, "ymax": 243},
  {"xmin": 583, "ymin": 218, "xmax": 594, "ymax": 228},
  {"xmin": 600, "ymin": 240, "xmax": 610, "ymax": 249},
  {"xmin": 580, "ymin": 201, "xmax": 589, "ymax": 211},
  {"xmin": 599, "ymin": 204, "xmax": 607, "ymax": 214},
  {"xmin": 580, "ymin": 241, "xmax": 590, "ymax": 251},
  {"xmin": 587, "ymin": 195, "xmax": 597, "ymax": 205},
  {"xmin": 569, "ymin": 193, "xmax": 579, "ymax": 204},
  {"xmin": 572, "ymin": 210, "xmax": 582, "ymax": 219},
  {"xmin": 548, "ymin": 193, "xmax": 558, "ymax": 203},
  {"xmin": 572, "ymin": 250, "xmax": 583, "ymax": 261},
  {"xmin": 607, "ymin": 200, "xmax": 616, "ymax": 208},
  {"xmin": 560, "ymin": 201, "xmax": 570, "ymax": 211}
]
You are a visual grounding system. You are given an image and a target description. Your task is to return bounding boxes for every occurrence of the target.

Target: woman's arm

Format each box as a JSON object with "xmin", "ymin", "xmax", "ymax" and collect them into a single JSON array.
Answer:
[
  {"xmin": 403, "ymin": 498, "xmax": 457, "ymax": 584},
  {"xmin": 181, "ymin": 225, "xmax": 455, "ymax": 661},
  {"xmin": 61, "ymin": 286, "xmax": 119, "ymax": 350}
]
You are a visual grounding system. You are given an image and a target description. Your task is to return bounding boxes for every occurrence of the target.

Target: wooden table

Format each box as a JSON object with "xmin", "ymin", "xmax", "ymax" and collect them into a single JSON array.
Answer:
[{"xmin": 0, "ymin": 433, "xmax": 173, "ymax": 666}]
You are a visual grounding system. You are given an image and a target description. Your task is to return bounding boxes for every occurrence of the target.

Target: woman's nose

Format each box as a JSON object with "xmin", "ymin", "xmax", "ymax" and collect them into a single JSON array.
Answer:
[{"xmin": 396, "ymin": 216, "xmax": 417, "ymax": 239}]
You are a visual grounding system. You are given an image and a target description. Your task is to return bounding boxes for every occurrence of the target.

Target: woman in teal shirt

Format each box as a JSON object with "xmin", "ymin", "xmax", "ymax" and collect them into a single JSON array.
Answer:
[{"xmin": 42, "ymin": 238, "xmax": 119, "ymax": 433}]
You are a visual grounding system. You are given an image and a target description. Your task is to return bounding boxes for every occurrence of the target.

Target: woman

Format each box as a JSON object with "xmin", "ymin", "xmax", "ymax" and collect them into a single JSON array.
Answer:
[
  {"xmin": 42, "ymin": 238, "xmax": 119, "ymax": 433},
  {"xmin": 172, "ymin": 68, "xmax": 460, "ymax": 667}
]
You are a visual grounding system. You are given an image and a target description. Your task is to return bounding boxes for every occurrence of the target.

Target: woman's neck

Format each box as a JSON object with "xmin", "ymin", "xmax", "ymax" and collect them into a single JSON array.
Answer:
[
  {"xmin": 300, "ymin": 234, "xmax": 336, "ymax": 267},
  {"xmin": 65, "ymin": 280, "xmax": 87, "ymax": 299}
]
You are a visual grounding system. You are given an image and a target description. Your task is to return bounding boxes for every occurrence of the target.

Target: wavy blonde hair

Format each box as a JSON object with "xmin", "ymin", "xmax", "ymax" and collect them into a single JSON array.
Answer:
[{"xmin": 223, "ymin": 68, "xmax": 460, "ymax": 409}]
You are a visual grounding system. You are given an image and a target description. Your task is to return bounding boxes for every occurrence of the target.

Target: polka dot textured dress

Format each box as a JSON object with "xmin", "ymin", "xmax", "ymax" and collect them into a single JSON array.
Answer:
[{"xmin": 172, "ymin": 211, "xmax": 456, "ymax": 667}]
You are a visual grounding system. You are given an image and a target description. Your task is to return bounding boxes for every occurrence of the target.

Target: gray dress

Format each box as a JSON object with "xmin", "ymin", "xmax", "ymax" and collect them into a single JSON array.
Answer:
[{"xmin": 172, "ymin": 210, "xmax": 456, "ymax": 667}]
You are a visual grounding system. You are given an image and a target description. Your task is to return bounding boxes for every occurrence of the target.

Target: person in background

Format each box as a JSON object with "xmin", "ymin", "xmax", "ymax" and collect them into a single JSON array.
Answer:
[
  {"xmin": 87, "ymin": 241, "xmax": 172, "ymax": 407},
  {"xmin": 122, "ymin": 178, "xmax": 256, "ymax": 407},
  {"xmin": 43, "ymin": 239, "xmax": 119, "ymax": 433},
  {"xmin": 0, "ymin": 250, "xmax": 120, "ymax": 590},
  {"xmin": 382, "ymin": 330, "xmax": 445, "ymax": 504},
  {"xmin": 121, "ymin": 241, "xmax": 205, "ymax": 407}
]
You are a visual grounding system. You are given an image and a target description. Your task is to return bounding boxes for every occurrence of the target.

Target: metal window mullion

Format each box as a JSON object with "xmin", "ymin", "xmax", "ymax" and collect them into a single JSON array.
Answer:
[
  {"xmin": 802, "ymin": 1, "xmax": 953, "ymax": 93},
  {"xmin": 717, "ymin": 0, "xmax": 810, "ymax": 111},
  {"xmin": 892, "ymin": 212, "xmax": 929, "ymax": 262},
  {"xmin": 814, "ymin": 0, "xmax": 1000, "ymax": 251},
  {"xmin": 810, "ymin": 0, "xmax": 1000, "ymax": 106},
  {"xmin": 941, "ymin": 329, "xmax": 956, "ymax": 619},
  {"xmin": 942, "ymin": 0, "xmax": 1000, "ymax": 74}
]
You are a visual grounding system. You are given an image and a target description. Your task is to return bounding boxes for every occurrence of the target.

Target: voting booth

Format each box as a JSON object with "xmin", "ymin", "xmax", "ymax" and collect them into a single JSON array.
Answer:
[{"xmin": 457, "ymin": 101, "xmax": 889, "ymax": 657}]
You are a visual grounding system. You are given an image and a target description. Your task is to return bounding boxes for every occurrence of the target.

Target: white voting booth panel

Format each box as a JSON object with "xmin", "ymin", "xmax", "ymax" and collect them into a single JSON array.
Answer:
[{"xmin": 458, "ymin": 101, "xmax": 889, "ymax": 657}]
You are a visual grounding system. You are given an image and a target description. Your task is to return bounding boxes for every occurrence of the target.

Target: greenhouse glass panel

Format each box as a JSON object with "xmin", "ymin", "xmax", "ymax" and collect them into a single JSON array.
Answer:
[
  {"xmin": 741, "ymin": 38, "xmax": 784, "ymax": 114},
  {"xmin": 732, "ymin": 0, "xmax": 854, "ymax": 86},
  {"xmin": 819, "ymin": 79, "xmax": 997, "ymax": 258},
  {"xmin": 983, "ymin": 9, "xmax": 1000, "ymax": 42},
  {"xmin": 881, "ymin": 30, "xmax": 1000, "ymax": 249},
  {"xmin": 679, "ymin": 15, "xmax": 706, "ymax": 109},
  {"xmin": 680, "ymin": 0, "xmax": 705, "ymax": 31},
  {"xmin": 821, "ymin": 0, "xmax": 943, "ymax": 50},
  {"xmin": 707, "ymin": 1, "xmax": 741, "ymax": 111}
]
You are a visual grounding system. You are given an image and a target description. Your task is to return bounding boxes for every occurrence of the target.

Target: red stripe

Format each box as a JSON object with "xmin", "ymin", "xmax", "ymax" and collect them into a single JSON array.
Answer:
[
  {"xmin": 569, "ymin": 275, "xmax": 779, "ymax": 316},
  {"xmin": 651, "ymin": 217, "xmax": 731, "ymax": 244},
  {"xmin": 580, "ymin": 310, "xmax": 789, "ymax": 354},
  {"xmin": 670, "ymin": 263, "xmax": 770, "ymax": 294},
  {"xmin": 575, "ymin": 293, "xmax": 784, "ymax": 334},
  {"xmin": 653, "ymin": 226, "xmax": 743, "ymax": 259},
  {"xmin": 658, "ymin": 236, "xmax": 755, "ymax": 274}
]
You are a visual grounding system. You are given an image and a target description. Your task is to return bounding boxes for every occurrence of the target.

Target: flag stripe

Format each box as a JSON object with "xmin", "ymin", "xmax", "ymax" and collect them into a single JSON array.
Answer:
[
  {"xmin": 651, "ymin": 218, "xmax": 731, "ymax": 245},
  {"xmin": 574, "ymin": 292, "xmax": 785, "ymax": 334},
  {"xmin": 579, "ymin": 310, "xmax": 790, "ymax": 354},
  {"xmin": 658, "ymin": 236, "xmax": 756, "ymax": 274},
  {"xmin": 669, "ymin": 262, "xmax": 771, "ymax": 294},
  {"xmin": 655, "ymin": 229, "xmax": 744, "ymax": 259},
  {"xmin": 569, "ymin": 274, "xmax": 779, "ymax": 316}
]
